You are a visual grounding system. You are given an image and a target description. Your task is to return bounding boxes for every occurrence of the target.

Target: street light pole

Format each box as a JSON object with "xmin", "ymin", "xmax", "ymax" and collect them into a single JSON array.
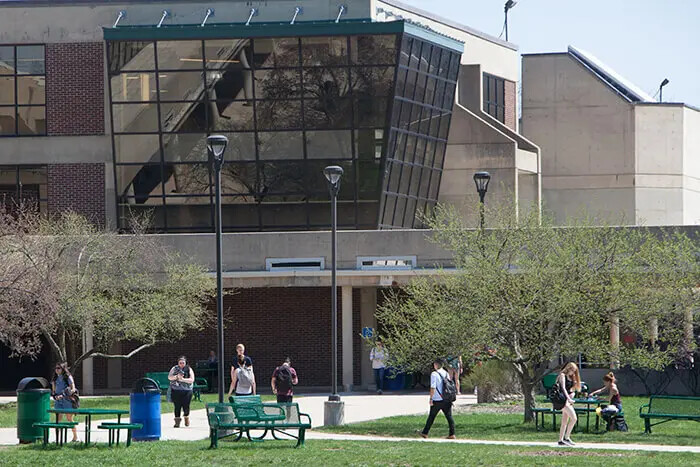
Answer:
[
  {"xmin": 207, "ymin": 134, "xmax": 228, "ymax": 404},
  {"xmin": 504, "ymin": 0, "xmax": 517, "ymax": 42},
  {"xmin": 473, "ymin": 171, "xmax": 491, "ymax": 230},
  {"xmin": 323, "ymin": 165, "xmax": 344, "ymax": 426}
]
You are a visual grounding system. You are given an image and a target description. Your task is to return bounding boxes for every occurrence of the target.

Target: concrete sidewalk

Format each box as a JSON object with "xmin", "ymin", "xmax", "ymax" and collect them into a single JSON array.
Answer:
[{"xmin": 0, "ymin": 393, "xmax": 475, "ymax": 445}]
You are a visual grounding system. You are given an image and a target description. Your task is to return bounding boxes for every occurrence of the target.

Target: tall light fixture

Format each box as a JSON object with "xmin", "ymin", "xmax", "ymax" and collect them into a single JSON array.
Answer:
[
  {"xmin": 473, "ymin": 171, "xmax": 491, "ymax": 230},
  {"xmin": 323, "ymin": 165, "xmax": 344, "ymax": 425},
  {"xmin": 659, "ymin": 78, "xmax": 669, "ymax": 102},
  {"xmin": 504, "ymin": 0, "xmax": 517, "ymax": 41},
  {"xmin": 207, "ymin": 134, "xmax": 228, "ymax": 403}
]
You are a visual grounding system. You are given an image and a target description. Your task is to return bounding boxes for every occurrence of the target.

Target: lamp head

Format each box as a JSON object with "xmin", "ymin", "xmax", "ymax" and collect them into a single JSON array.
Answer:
[
  {"xmin": 473, "ymin": 171, "xmax": 491, "ymax": 195},
  {"xmin": 660, "ymin": 78, "xmax": 669, "ymax": 88},
  {"xmin": 324, "ymin": 165, "xmax": 344, "ymax": 186},
  {"xmin": 505, "ymin": 0, "xmax": 517, "ymax": 11},
  {"xmin": 206, "ymin": 134, "xmax": 229, "ymax": 160}
]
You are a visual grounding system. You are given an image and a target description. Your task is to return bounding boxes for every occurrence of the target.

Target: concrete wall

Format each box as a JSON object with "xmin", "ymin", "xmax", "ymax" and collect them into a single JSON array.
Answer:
[
  {"xmin": 683, "ymin": 106, "xmax": 700, "ymax": 225},
  {"xmin": 374, "ymin": 0, "xmax": 519, "ymax": 82},
  {"xmin": 522, "ymin": 53, "xmax": 636, "ymax": 224}
]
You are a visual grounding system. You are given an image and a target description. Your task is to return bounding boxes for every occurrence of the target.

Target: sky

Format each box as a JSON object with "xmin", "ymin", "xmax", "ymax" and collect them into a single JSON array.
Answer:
[{"xmin": 401, "ymin": 0, "xmax": 700, "ymax": 107}]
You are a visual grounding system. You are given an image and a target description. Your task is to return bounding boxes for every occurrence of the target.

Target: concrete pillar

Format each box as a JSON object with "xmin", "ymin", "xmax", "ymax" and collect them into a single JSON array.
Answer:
[
  {"xmin": 360, "ymin": 287, "xmax": 378, "ymax": 390},
  {"xmin": 649, "ymin": 317, "xmax": 658, "ymax": 347},
  {"xmin": 685, "ymin": 308, "xmax": 695, "ymax": 366},
  {"xmin": 341, "ymin": 286, "xmax": 354, "ymax": 392},
  {"xmin": 610, "ymin": 314, "xmax": 620, "ymax": 370},
  {"xmin": 81, "ymin": 324, "xmax": 94, "ymax": 395}
]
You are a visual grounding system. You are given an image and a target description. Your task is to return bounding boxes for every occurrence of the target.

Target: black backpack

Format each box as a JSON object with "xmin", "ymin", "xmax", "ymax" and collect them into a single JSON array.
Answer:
[
  {"xmin": 438, "ymin": 371, "xmax": 457, "ymax": 403},
  {"xmin": 275, "ymin": 366, "xmax": 293, "ymax": 393}
]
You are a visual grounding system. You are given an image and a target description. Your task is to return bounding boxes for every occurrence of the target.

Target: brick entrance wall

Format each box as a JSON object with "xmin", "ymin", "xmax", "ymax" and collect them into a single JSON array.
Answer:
[
  {"xmin": 47, "ymin": 163, "xmax": 105, "ymax": 225},
  {"xmin": 45, "ymin": 42, "xmax": 105, "ymax": 136},
  {"xmin": 504, "ymin": 79, "xmax": 517, "ymax": 131},
  {"xmin": 119, "ymin": 287, "xmax": 361, "ymax": 390}
]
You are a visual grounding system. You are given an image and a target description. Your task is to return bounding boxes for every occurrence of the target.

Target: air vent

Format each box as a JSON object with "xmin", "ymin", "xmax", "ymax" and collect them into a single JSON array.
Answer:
[
  {"xmin": 357, "ymin": 256, "xmax": 416, "ymax": 270},
  {"xmin": 266, "ymin": 257, "xmax": 324, "ymax": 271}
]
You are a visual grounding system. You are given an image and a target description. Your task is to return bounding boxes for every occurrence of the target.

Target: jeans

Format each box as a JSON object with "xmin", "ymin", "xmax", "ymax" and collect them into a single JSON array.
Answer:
[
  {"xmin": 422, "ymin": 400, "xmax": 455, "ymax": 436},
  {"xmin": 172, "ymin": 390, "xmax": 192, "ymax": 417},
  {"xmin": 374, "ymin": 368, "xmax": 385, "ymax": 391}
]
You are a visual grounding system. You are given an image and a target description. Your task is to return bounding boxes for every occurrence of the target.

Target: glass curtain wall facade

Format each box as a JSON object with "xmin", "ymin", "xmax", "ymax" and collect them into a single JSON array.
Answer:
[
  {"xmin": 380, "ymin": 35, "xmax": 459, "ymax": 228},
  {"xmin": 0, "ymin": 165, "xmax": 48, "ymax": 212},
  {"xmin": 107, "ymin": 31, "xmax": 459, "ymax": 232},
  {"xmin": 0, "ymin": 45, "xmax": 46, "ymax": 136}
]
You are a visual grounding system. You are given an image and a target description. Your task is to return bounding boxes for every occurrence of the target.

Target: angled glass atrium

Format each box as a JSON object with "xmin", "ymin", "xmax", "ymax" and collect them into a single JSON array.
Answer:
[{"xmin": 105, "ymin": 21, "xmax": 461, "ymax": 232}]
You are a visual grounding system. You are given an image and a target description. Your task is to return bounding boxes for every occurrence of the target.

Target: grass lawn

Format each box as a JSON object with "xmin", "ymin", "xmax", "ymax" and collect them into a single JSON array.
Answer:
[
  {"xmin": 1, "ymin": 439, "xmax": 699, "ymax": 466},
  {"xmin": 0, "ymin": 393, "xmax": 275, "ymax": 428},
  {"xmin": 319, "ymin": 396, "xmax": 700, "ymax": 446}
]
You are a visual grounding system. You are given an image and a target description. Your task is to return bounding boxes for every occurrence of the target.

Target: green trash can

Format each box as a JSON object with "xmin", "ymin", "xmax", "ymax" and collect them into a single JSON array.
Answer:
[{"xmin": 17, "ymin": 377, "xmax": 51, "ymax": 444}]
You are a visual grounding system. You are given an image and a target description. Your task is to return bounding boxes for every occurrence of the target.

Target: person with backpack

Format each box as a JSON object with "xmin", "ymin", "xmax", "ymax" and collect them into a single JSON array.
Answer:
[
  {"xmin": 168, "ymin": 356, "xmax": 195, "ymax": 428},
  {"xmin": 552, "ymin": 362, "xmax": 581, "ymax": 446},
  {"xmin": 228, "ymin": 359, "xmax": 256, "ymax": 398},
  {"xmin": 271, "ymin": 357, "xmax": 299, "ymax": 403},
  {"xmin": 419, "ymin": 359, "xmax": 456, "ymax": 439},
  {"xmin": 51, "ymin": 362, "xmax": 79, "ymax": 442}
]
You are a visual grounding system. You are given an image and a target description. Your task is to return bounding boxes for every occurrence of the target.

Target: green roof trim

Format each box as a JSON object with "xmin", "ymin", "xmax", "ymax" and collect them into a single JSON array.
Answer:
[{"xmin": 102, "ymin": 19, "xmax": 463, "ymax": 52}]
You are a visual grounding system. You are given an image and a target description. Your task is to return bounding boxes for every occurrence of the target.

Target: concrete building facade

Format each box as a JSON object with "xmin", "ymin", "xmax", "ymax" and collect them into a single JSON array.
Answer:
[
  {"xmin": 0, "ymin": 0, "xmax": 540, "ymax": 392},
  {"xmin": 522, "ymin": 47, "xmax": 700, "ymax": 225}
]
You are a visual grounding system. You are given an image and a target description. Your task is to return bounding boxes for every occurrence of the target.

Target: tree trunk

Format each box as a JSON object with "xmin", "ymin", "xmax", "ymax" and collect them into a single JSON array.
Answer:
[{"xmin": 520, "ymin": 376, "xmax": 536, "ymax": 423}]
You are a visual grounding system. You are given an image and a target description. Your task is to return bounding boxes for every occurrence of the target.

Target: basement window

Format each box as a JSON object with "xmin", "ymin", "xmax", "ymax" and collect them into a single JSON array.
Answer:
[
  {"xmin": 266, "ymin": 257, "xmax": 324, "ymax": 271},
  {"xmin": 357, "ymin": 256, "xmax": 416, "ymax": 270}
]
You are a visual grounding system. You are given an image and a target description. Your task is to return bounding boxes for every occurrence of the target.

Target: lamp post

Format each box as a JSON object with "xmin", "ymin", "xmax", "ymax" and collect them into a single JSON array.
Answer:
[
  {"xmin": 473, "ymin": 171, "xmax": 491, "ymax": 230},
  {"xmin": 323, "ymin": 165, "xmax": 344, "ymax": 426},
  {"xmin": 207, "ymin": 134, "xmax": 228, "ymax": 404},
  {"xmin": 504, "ymin": 0, "xmax": 518, "ymax": 42},
  {"xmin": 659, "ymin": 78, "xmax": 669, "ymax": 102}
]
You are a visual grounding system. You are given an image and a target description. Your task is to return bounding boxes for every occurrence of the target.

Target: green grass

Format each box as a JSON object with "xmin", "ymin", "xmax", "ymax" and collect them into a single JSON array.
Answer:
[
  {"xmin": 319, "ymin": 396, "xmax": 700, "ymax": 446},
  {"xmin": 1, "ymin": 439, "xmax": 699, "ymax": 466},
  {"xmin": 0, "ymin": 394, "xmax": 275, "ymax": 428}
]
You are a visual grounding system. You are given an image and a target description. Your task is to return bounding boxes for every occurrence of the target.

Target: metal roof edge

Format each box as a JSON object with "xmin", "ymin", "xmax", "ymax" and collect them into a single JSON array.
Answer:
[
  {"xmin": 103, "ymin": 18, "xmax": 403, "ymax": 41},
  {"xmin": 377, "ymin": 0, "xmax": 518, "ymax": 51},
  {"xmin": 404, "ymin": 22, "xmax": 463, "ymax": 52}
]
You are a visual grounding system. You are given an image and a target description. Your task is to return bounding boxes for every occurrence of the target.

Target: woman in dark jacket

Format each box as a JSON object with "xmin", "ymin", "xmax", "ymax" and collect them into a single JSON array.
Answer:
[{"xmin": 168, "ymin": 356, "xmax": 195, "ymax": 427}]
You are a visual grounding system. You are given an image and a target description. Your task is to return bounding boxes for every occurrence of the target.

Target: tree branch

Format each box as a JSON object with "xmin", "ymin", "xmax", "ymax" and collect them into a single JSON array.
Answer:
[
  {"xmin": 90, "ymin": 343, "xmax": 154, "ymax": 360},
  {"xmin": 42, "ymin": 330, "xmax": 64, "ymax": 362}
]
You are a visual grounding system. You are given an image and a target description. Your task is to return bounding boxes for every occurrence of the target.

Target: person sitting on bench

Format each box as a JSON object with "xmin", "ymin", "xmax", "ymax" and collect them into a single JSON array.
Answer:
[{"xmin": 591, "ymin": 372, "xmax": 627, "ymax": 431}]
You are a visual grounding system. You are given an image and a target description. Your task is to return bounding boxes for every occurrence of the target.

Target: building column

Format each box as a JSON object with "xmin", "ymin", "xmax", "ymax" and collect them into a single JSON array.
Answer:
[
  {"xmin": 610, "ymin": 314, "xmax": 620, "ymax": 370},
  {"xmin": 341, "ymin": 286, "xmax": 354, "ymax": 392},
  {"xmin": 360, "ymin": 287, "xmax": 378, "ymax": 390},
  {"xmin": 81, "ymin": 324, "xmax": 94, "ymax": 395},
  {"xmin": 107, "ymin": 342, "xmax": 122, "ymax": 390},
  {"xmin": 649, "ymin": 317, "xmax": 658, "ymax": 346}
]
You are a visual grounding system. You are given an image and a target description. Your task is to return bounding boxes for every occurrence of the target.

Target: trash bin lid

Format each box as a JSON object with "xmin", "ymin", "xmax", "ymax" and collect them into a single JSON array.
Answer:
[
  {"xmin": 132, "ymin": 377, "xmax": 160, "ymax": 393},
  {"xmin": 17, "ymin": 377, "xmax": 50, "ymax": 391}
]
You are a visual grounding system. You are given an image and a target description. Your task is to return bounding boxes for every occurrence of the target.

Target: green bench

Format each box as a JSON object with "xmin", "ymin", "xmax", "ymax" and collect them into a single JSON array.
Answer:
[
  {"xmin": 639, "ymin": 395, "xmax": 700, "ymax": 434},
  {"xmin": 33, "ymin": 421, "xmax": 79, "ymax": 446},
  {"xmin": 533, "ymin": 406, "xmax": 608, "ymax": 432},
  {"xmin": 207, "ymin": 395, "xmax": 312, "ymax": 448},
  {"xmin": 145, "ymin": 371, "xmax": 209, "ymax": 402},
  {"xmin": 97, "ymin": 422, "xmax": 143, "ymax": 447}
]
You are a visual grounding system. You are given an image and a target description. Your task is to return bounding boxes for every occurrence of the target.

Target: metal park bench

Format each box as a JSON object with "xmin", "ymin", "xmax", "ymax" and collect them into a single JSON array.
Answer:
[
  {"xmin": 639, "ymin": 395, "xmax": 700, "ymax": 434},
  {"xmin": 207, "ymin": 395, "xmax": 311, "ymax": 448}
]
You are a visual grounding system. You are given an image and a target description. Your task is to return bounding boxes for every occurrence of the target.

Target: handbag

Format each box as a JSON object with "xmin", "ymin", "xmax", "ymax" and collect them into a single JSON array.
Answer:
[{"xmin": 69, "ymin": 391, "xmax": 80, "ymax": 409}]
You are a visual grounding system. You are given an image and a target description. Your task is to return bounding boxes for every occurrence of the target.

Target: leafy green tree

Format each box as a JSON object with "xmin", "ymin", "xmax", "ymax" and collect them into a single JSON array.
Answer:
[
  {"xmin": 376, "ymin": 202, "xmax": 699, "ymax": 422},
  {"xmin": 0, "ymin": 206, "xmax": 214, "ymax": 372}
]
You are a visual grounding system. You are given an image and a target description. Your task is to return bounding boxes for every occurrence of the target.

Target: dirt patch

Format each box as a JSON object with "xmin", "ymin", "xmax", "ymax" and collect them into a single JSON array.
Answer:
[
  {"xmin": 515, "ymin": 450, "xmax": 630, "ymax": 457},
  {"xmin": 454, "ymin": 404, "xmax": 523, "ymax": 415}
]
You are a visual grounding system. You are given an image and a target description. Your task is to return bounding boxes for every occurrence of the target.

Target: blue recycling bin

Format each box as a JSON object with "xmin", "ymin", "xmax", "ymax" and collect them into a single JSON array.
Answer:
[
  {"xmin": 130, "ymin": 378, "xmax": 161, "ymax": 441},
  {"xmin": 384, "ymin": 368, "xmax": 405, "ymax": 391}
]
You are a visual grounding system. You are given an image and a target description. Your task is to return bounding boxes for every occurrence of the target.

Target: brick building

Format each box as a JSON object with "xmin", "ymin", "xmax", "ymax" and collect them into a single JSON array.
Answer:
[{"xmin": 0, "ymin": 0, "xmax": 540, "ymax": 392}]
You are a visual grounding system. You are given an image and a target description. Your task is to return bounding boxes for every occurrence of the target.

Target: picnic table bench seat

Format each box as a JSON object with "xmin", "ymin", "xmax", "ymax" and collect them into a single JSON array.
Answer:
[
  {"xmin": 145, "ymin": 371, "xmax": 209, "ymax": 402},
  {"xmin": 97, "ymin": 422, "xmax": 143, "ymax": 447},
  {"xmin": 207, "ymin": 396, "xmax": 312, "ymax": 448},
  {"xmin": 639, "ymin": 395, "xmax": 700, "ymax": 433},
  {"xmin": 33, "ymin": 421, "xmax": 79, "ymax": 446}
]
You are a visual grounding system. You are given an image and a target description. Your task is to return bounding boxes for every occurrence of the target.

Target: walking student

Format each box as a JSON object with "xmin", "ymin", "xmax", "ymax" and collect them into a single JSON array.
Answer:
[
  {"xmin": 271, "ymin": 357, "xmax": 299, "ymax": 403},
  {"xmin": 228, "ymin": 359, "xmax": 256, "ymax": 397},
  {"xmin": 51, "ymin": 362, "xmax": 79, "ymax": 442},
  {"xmin": 420, "ymin": 359, "xmax": 456, "ymax": 439},
  {"xmin": 168, "ymin": 356, "xmax": 195, "ymax": 428},
  {"xmin": 370, "ymin": 341, "xmax": 387, "ymax": 394},
  {"xmin": 447, "ymin": 355, "xmax": 463, "ymax": 395},
  {"xmin": 553, "ymin": 362, "xmax": 581, "ymax": 446}
]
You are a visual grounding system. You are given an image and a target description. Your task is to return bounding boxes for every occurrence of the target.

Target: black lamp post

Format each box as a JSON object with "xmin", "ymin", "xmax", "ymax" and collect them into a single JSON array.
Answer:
[
  {"xmin": 504, "ymin": 0, "xmax": 518, "ymax": 41},
  {"xmin": 659, "ymin": 78, "xmax": 669, "ymax": 102},
  {"xmin": 207, "ymin": 134, "xmax": 228, "ymax": 404},
  {"xmin": 473, "ymin": 171, "xmax": 491, "ymax": 230},
  {"xmin": 324, "ymin": 165, "xmax": 343, "ymax": 403}
]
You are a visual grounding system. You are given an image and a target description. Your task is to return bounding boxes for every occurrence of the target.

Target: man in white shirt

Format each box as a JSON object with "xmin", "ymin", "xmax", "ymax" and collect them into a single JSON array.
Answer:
[
  {"xmin": 420, "ymin": 359, "xmax": 456, "ymax": 439},
  {"xmin": 369, "ymin": 341, "xmax": 387, "ymax": 394}
]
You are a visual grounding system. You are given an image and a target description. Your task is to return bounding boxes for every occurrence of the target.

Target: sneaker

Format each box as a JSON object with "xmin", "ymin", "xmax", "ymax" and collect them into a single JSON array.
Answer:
[
  {"xmin": 564, "ymin": 438, "xmax": 575, "ymax": 446},
  {"xmin": 419, "ymin": 432, "xmax": 428, "ymax": 439},
  {"xmin": 557, "ymin": 440, "xmax": 568, "ymax": 447},
  {"xmin": 446, "ymin": 435, "xmax": 456, "ymax": 440},
  {"xmin": 378, "ymin": 390, "xmax": 383, "ymax": 395}
]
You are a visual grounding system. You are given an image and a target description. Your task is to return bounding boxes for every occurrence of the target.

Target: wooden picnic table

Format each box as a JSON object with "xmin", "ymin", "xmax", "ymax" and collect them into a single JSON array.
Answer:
[{"xmin": 49, "ymin": 408, "xmax": 130, "ymax": 445}]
